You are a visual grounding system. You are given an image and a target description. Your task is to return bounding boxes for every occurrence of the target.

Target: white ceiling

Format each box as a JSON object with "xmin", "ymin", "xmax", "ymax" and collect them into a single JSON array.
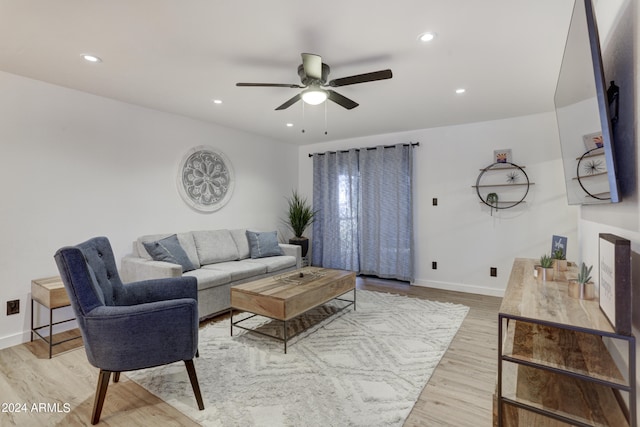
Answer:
[{"xmin": 0, "ymin": 0, "xmax": 576, "ymax": 145}]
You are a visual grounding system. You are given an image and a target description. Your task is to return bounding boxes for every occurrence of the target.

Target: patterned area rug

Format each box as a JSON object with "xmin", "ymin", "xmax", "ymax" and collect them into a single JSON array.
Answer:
[{"xmin": 128, "ymin": 290, "xmax": 469, "ymax": 427}]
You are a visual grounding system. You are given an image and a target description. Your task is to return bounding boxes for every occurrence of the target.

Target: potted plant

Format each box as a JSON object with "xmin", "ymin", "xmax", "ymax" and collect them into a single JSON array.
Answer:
[
  {"xmin": 537, "ymin": 254, "xmax": 555, "ymax": 282},
  {"xmin": 284, "ymin": 190, "xmax": 316, "ymax": 258},
  {"xmin": 568, "ymin": 262, "xmax": 595, "ymax": 300},
  {"xmin": 552, "ymin": 248, "xmax": 568, "ymax": 272},
  {"xmin": 486, "ymin": 192, "xmax": 498, "ymax": 215}
]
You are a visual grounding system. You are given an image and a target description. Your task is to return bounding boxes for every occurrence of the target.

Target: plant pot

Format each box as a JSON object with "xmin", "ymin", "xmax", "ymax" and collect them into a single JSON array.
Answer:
[
  {"xmin": 554, "ymin": 259, "xmax": 568, "ymax": 272},
  {"xmin": 536, "ymin": 266, "xmax": 554, "ymax": 282},
  {"xmin": 289, "ymin": 236, "xmax": 309, "ymax": 258},
  {"xmin": 568, "ymin": 280, "xmax": 595, "ymax": 300}
]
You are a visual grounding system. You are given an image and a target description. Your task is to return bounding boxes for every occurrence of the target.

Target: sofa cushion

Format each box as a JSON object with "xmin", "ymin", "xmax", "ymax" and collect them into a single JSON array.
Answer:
[
  {"xmin": 183, "ymin": 268, "xmax": 231, "ymax": 291},
  {"xmin": 203, "ymin": 260, "xmax": 266, "ymax": 281},
  {"xmin": 246, "ymin": 230, "xmax": 284, "ymax": 259},
  {"xmin": 137, "ymin": 233, "xmax": 200, "ymax": 269},
  {"xmin": 142, "ymin": 234, "xmax": 196, "ymax": 273},
  {"xmin": 229, "ymin": 229, "xmax": 250, "ymax": 260},
  {"xmin": 246, "ymin": 255, "xmax": 297, "ymax": 273},
  {"xmin": 192, "ymin": 230, "xmax": 239, "ymax": 265}
]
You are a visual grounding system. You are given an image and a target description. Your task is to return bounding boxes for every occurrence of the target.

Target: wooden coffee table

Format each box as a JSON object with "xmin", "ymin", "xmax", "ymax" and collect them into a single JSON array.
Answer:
[{"xmin": 230, "ymin": 267, "xmax": 356, "ymax": 353}]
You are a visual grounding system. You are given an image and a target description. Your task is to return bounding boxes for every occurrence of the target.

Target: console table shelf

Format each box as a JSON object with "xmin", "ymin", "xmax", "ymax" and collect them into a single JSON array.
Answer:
[{"xmin": 496, "ymin": 258, "xmax": 636, "ymax": 427}]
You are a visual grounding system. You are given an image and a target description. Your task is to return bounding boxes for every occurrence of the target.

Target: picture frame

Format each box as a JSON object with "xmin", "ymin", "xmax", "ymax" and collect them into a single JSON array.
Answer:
[
  {"xmin": 493, "ymin": 149, "xmax": 512, "ymax": 166},
  {"xmin": 551, "ymin": 235, "xmax": 567, "ymax": 259},
  {"xmin": 598, "ymin": 233, "xmax": 631, "ymax": 335},
  {"xmin": 583, "ymin": 131, "xmax": 604, "ymax": 151}
]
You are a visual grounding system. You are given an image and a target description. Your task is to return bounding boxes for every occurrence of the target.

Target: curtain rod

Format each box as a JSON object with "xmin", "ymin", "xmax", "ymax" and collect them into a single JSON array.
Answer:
[{"xmin": 308, "ymin": 142, "xmax": 419, "ymax": 157}]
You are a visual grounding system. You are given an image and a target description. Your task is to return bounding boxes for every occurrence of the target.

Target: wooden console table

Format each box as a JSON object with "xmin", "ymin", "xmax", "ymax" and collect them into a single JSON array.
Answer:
[
  {"xmin": 497, "ymin": 258, "xmax": 636, "ymax": 426},
  {"xmin": 31, "ymin": 276, "xmax": 81, "ymax": 358}
]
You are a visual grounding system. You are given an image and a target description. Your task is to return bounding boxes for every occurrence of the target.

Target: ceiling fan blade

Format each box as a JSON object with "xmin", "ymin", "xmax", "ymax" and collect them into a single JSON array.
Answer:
[
  {"xmin": 275, "ymin": 93, "xmax": 302, "ymax": 110},
  {"xmin": 301, "ymin": 53, "xmax": 322, "ymax": 80},
  {"xmin": 327, "ymin": 90, "xmax": 359, "ymax": 110},
  {"xmin": 328, "ymin": 69, "xmax": 393, "ymax": 87},
  {"xmin": 236, "ymin": 82, "xmax": 304, "ymax": 88}
]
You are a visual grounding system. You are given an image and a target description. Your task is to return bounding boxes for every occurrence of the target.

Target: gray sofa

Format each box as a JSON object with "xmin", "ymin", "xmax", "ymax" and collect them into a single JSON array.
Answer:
[{"xmin": 121, "ymin": 229, "xmax": 301, "ymax": 320}]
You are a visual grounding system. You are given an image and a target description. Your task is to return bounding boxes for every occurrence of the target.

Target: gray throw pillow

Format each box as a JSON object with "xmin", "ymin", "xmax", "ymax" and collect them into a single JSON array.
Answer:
[
  {"xmin": 246, "ymin": 230, "xmax": 284, "ymax": 259},
  {"xmin": 143, "ymin": 234, "xmax": 195, "ymax": 273}
]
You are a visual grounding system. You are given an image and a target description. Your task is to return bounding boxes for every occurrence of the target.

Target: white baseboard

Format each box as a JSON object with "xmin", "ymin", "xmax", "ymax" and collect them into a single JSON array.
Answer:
[
  {"xmin": 0, "ymin": 321, "xmax": 79, "ymax": 351},
  {"xmin": 412, "ymin": 279, "xmax": 505, "ymax": 297},
  {"xmin": 0, "ymin": 330, "xmax": 32, "ymax": 351}
]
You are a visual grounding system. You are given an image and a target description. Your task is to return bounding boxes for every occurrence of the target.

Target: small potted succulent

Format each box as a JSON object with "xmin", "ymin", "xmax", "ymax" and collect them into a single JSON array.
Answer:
[
  {"xmin": 552, "ymin": 248, "xmax": 568, "ymax": 272},
  {"xmin": 568, "ymin": 262, "xmax": 595, "ymax": 300},
  {"xmin": 537, "ymin": 254, "xmax": 555, "ymax": 282}
]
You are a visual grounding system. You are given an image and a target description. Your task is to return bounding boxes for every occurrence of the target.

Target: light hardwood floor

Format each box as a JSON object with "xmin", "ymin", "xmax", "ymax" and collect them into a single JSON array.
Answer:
[{"xmin": 0, "ymin": 277, "xmax": 501, "ymax": 426}]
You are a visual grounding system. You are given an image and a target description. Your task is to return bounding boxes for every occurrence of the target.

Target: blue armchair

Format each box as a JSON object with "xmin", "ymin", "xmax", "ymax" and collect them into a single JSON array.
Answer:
[{"xmin": 54, "ymin": 236, "xmax": 204, "ymax": 424}]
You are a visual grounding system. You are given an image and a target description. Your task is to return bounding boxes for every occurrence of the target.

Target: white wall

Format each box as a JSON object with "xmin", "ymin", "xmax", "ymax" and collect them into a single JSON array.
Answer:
[
  {"xmin": 0, "ymin": 71, "xmax": 298, "ymax": 349},
  {"xmin": 298, "ymin": 112, "xmax": 578, "ymax": 296}
]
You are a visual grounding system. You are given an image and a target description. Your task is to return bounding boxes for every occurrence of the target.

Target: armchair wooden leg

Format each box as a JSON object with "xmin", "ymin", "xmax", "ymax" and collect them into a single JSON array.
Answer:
[
  {"xmin": 113, "ymin": 372, "xmax": 120, "ymax": 383},
  {"xmin": 184, "ymin": 360, "xmax": 204, "ymax": 410},
  {"xmin": 92, "ymin": 370, "xmax": 111, "ymax": 425}
]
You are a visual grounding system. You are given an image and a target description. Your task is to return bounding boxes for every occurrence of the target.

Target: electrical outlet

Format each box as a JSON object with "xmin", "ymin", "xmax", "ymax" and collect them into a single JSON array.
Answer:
[
  {"xmin": 6, "ymin": 299, "xmax": 19, "ymax": 315},
  {"xmin": 490, "ymin": 267, "xmax": 497, "ymax": 277},
  {"xmin": 432, "ymin": 198, "xmax": 438, "ymax": 206},
  {"xmin": 432, "ymin": 261, "xmax": 437, "ymax": 270}
]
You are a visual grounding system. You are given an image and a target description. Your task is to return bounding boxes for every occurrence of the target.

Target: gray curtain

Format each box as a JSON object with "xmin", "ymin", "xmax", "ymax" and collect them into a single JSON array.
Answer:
[
  {"xmin": 311, "ymin": 144, "xmax": 414, "ymax": 282},
  {"xmin": 312, "ymin": 149, "xmax": 360, "ymax": 271},
  {"xmin": 359, "ymin": 145, "xmax": 414, "ymax": 282}
]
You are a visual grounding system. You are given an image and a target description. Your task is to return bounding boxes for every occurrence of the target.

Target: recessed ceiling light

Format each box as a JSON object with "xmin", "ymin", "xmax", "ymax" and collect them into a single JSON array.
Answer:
[
  {"xmin": 286, "ymin": 123, "xmax": 294, "ymax": 128},
  {"xmin": 81, "ymin": 54, "xmax": 102, "ymax": 63},
  {"xmin": 212, "ymin": 99, "xmax": 223, "ymax": 104},
  {"xmin": 418, "ymin": 32, "xmax": 436, "ymax": 42},
  {"xmin": 455, "ymin": 88, "xmax": 466, "ymax": 94}
]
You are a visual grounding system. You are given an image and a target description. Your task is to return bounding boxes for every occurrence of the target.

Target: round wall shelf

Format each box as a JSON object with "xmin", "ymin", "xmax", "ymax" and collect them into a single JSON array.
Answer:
[
  {"xmin": 472, "ymin": 162, "xmax": 532, "ymax": 212},
  {"xmin": 575, "ymin": 147, "xmax": 610, "ymax": 201}
]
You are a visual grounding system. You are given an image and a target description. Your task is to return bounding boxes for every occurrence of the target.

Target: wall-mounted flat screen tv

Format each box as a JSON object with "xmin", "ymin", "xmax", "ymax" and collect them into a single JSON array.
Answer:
[{"xmin": 554, "ymin": 0, "xmax": 621, "ymax": 205}]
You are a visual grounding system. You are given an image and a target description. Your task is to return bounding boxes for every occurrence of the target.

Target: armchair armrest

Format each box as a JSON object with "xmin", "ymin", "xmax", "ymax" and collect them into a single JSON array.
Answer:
[
  {"xmin": 82, "ymin": 299, "xmax": 198, "ymax": 371},
  {"xmin": 120, "ymin": 276, "xmax": 197, "ymax": 305},
  {"xmin": 121, "ymin": 255, "xmax": 182, "ymax": 283},
  {"xmin": 279, "ymin": 243, "xmax": 302, "ymax": 268}
]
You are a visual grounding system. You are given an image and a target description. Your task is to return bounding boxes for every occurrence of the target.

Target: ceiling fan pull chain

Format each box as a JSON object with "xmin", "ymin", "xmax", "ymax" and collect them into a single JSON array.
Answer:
[
  {"xmin": 324, "ymin": 101, "xmax": 328, "ymax": 135},
  {"xmin": 301, "ymin": 100, "xmax": 306, "ymax": 133}
]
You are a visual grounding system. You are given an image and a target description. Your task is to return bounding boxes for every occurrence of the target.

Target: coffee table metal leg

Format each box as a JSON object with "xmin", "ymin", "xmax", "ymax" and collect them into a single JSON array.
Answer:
[
  {"xmin": 284, "ymin": 320, "xmax": 288, "ymax": 354},
  {"xmin": 354, "ymin": 288, "xmax": 357, "ymax": 311},
  {"xmin": 229, "ymin": 309, "xmax": 233, "ymax": 336}
]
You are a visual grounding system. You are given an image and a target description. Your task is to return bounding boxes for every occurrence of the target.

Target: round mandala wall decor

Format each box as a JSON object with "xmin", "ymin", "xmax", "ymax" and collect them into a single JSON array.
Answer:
[{"xmin": 177, "ymin": 146, "xmax": 234, "ymax": 212}]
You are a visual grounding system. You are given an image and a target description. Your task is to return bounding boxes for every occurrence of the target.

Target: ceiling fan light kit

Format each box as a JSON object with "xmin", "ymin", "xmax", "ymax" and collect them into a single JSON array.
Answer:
[
  {"xmin": 301, "ymin": 88, "xmax": 328, "ymax": 105},
  {"xmin": 237, "ymin": 53, "xmax": 392, "ymax": 111}
]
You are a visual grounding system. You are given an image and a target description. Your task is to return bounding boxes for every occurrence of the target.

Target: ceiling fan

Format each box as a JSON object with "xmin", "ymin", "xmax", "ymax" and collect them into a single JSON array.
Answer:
[{"xmin": 236, "ymin": 53, "xmax": 392, "ymax": 110}]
